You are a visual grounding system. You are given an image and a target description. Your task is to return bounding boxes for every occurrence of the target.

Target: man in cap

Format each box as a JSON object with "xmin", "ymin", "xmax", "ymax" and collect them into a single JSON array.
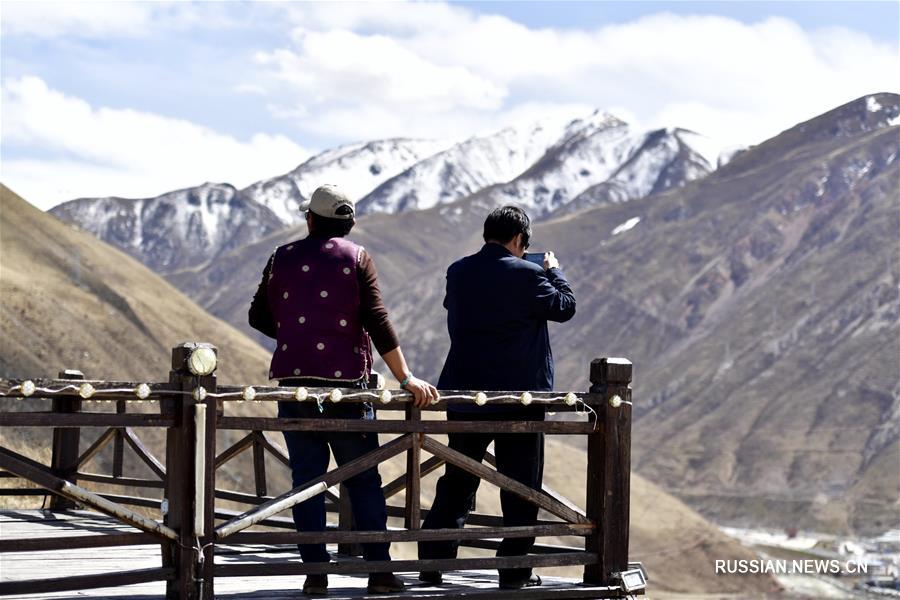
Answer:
[{"xmin": 249, "ymin": 184, "xmax": 438, "ymax": 595}]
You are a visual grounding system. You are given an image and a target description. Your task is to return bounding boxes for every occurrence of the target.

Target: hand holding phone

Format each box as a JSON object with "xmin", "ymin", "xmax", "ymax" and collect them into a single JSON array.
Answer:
[
  {"xmin": 543, "ymin": 251, "xmax": 559, "ymax": 270},
  {"xmin": 525, "ymin": 251, "xmax": 559, "ymax": 270}
]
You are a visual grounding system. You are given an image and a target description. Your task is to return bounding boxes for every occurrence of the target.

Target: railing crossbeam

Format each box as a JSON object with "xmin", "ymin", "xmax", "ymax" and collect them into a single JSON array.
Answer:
[
  {"xmin": 222, "ymin": 523, "xmax": 593, "ymax": 545},
  {"xmin": 214, "ymin": 552, "xmax": 599, "ymax": 577}
]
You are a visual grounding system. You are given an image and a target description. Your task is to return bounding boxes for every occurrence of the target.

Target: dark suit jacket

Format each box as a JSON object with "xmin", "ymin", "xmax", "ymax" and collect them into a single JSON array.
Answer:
[{"xmin": 438, "ymin": 243, "xmax": 576, "ymax": 412}]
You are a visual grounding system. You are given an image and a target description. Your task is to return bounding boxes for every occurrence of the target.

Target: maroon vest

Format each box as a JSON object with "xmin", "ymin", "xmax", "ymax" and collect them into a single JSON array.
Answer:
[{"xmin": 266, "ymin": 236, "xmax": 372, "ymax": 382}]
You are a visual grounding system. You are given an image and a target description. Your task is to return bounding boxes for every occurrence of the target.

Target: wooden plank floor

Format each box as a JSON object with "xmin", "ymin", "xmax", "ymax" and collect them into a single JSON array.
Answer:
[{"xmin": 0, "ymin": 511, "xmax": 621, "ymax": 599}]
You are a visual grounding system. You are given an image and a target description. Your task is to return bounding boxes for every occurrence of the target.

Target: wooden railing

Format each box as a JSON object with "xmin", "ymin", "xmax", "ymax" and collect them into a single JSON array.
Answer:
[{"xmin": 0, "ymin": 342, "xmax": 636, "ymax": 599}]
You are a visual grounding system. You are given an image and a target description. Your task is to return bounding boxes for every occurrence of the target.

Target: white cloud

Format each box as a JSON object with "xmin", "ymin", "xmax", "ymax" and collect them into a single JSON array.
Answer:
[
  {"xmin": 1, "ymin": 2, "xmax": 154, "ymax": 37},
  {"xmin": 257, "ymin": 29, "xmax": 506, "ymax": 112},
  {"xmin": 1, "ymin": 76, "xmax": 310, "ymax": 209},
  {"xmin": 252, "ymin": 7, "xmax": 899, "ymax": 148},
  {"xmin": 0, "ymin": 1, "xmax": 242, "ymax": 38}
]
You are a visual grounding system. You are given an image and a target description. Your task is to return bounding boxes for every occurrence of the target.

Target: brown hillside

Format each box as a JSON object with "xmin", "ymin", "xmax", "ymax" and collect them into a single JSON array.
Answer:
[
  {"xmin": 0, "ymin": 183, "xmax": 276, "ymax": 509},
  {"xmin": 0, "ymin": 184, "xmax": 271, "ymax": 384}
]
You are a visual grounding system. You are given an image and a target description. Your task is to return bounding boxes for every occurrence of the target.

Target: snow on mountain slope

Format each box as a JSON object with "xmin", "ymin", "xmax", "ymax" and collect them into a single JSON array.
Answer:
[
  {"xmin": 453, "ymin": 113, "xmax": 639, "ymax": 219},
  {"xmin": 448, "ymin": 117, "xmax": 720, "ymax": 222},
  {"xmin": 555, "ymin": 128, "xmax": 715, "ymax": 216},
  {"xmin": 50, "ymin": 183, "xmax": 283, "ymax": 273},
  {"xmin": 242, "ymin": 138, "xmax": 452, "ymax": 224},
  {"xmin": 356, "ymin": 114, "xmax": 584, "ymax": 215}
]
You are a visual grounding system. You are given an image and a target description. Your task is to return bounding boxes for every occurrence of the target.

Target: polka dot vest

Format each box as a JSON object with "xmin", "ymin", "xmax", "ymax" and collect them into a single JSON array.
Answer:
[{"xmin": 266, "ymin": 236, "xmax": 372, "ymax": 382}]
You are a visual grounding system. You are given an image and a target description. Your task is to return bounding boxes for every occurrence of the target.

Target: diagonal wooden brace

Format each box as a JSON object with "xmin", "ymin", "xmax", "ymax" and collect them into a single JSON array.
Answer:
[
  {"xmin": 215, "ymin": 433, "xmax": 413, "ymax": 540},
  {"xmin": 123, "ymin": 428, "xmax": 166, "ymax": 479},
  {"xmin": 421, "ymin": 436, "xmax": 591, "ymax": 525},
  {"xmin": 485, "ymin": 450, "xmax": 587, "ymax": 521},
  {"xmin": 75, "ymin": 427, "xmax": 117, "ymax": 469},
  {"xmin": 0, "ymin": 446, "xmax": 177, "ymax": 540},
  {"xmin": 382, "ymin": 455, "xmax": 445, "ymax": 499},
  {"xmin": 214, "ymin": 432, "xmax": 256, "ymax": 469}
]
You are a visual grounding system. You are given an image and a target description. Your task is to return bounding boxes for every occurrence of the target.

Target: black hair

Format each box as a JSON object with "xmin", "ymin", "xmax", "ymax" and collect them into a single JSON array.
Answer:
[
  {"xmin": 308, "ymin": 211, "xmax": 355, "ymax": 237},
  {"xmin": 483, "ymin": 205, "xmax": 531, "ymax": 247}
]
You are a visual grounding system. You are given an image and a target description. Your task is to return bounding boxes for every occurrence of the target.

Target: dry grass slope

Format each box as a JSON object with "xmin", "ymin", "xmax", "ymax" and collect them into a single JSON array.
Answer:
[
  {"xmin": 0, "ymin": 184, "xmax": 271, "ymax": 384},
  {"xmin": 0, "ymin": 183, "xmax": 278, "ymax": 507}
]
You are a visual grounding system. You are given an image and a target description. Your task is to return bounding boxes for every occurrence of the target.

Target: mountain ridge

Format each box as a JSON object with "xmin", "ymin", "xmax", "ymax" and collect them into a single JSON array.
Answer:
[{"xmin": 50, "ymin": 110, "xmax": 722, "ymax": 273}]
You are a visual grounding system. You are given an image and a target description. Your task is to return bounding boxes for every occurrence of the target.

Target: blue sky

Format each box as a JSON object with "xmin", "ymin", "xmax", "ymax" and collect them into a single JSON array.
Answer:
[
  {"xmin": 2, "ymin": 1, "xmax": 898, "ymax": 208},
  {"xmin": 464, "ymin": 1, "xmax": 900, "ymax": 42}
]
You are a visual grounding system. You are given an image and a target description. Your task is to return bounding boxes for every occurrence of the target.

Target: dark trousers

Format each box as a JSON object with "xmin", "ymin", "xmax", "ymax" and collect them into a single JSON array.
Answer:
[
  {"xmin": 277, "ymin": 394, "xmax": 390, "ymax": 563},
  {"xmin": 418, "ymin": 409, "xmax": 545, "ymax": 582}
]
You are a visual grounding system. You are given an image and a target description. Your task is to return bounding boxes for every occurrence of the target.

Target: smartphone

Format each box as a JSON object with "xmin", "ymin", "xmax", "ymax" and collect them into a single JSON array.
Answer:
[{"xmin": 524, "ymin": 252, "xmax": 545, "ymax": 266}]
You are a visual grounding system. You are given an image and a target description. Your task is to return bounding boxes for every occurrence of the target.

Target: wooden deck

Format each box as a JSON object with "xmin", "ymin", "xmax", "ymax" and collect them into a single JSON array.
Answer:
[{"xmin": 0, "ymin": 511, "xmax": 622, "ymax": 599}]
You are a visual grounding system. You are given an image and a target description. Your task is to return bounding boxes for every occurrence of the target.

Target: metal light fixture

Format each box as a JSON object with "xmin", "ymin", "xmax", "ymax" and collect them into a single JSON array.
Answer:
[{"xmin": 615, "ymin": 567, "xmax": 647, "ymax": 593}]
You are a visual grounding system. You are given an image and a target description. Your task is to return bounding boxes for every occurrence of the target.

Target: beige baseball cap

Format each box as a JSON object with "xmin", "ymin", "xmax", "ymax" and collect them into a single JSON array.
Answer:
[{"xmin": 301, "ymin": 184, "xmax": 355, "ymax": 220}]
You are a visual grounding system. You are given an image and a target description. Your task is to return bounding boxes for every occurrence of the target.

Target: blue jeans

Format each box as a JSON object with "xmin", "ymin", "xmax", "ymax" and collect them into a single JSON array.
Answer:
[{"xmin": 277, "ymin": 382, "xmax": 389, "ymax": 563}]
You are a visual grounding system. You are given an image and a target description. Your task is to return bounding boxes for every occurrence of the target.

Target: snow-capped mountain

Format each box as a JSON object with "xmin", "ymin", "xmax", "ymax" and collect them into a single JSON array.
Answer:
[
  {"xmin": 51, "ymin": 138, "xmax": 452, "ymax": 273},
  {"xmin": 243, "ymin": 138, "xmax": 452, "ymax": 225},
  {"xmin": 555, "ymin": 127, "xmax": 716, "ymax": 216},
  {"xmin": 445, "ymin": 114, "xmax": 718, "ymax": 222},
  {"xmin": 49, "ymin": 108, "xmax": 728, "ymax": 275},
  {"xmin": 356, "ymin": 114, "xmax": 584, "ymax": 214},
  {"xmin": 50, "ymin": 183, "xmax": 283, "ymax": 274}
]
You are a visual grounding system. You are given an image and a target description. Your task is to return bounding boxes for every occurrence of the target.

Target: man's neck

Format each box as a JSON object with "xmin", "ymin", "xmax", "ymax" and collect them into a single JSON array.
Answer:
[{"xmin": 486, "ymin": 239, "xmax": 519, "ymax": 256}]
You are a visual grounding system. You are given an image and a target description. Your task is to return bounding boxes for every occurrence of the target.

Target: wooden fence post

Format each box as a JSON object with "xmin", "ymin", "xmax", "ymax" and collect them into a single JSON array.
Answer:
[
  {"xmin": 404, "ymin": 404, "xmax": 422, "ymax": 530},
  {"xmin": 163, "ymin": 343, "xmax": 217, "ymax": 600},
  {"xmin": 49, "ymin": 369, "xmax": 83, "ymax": 510},
  {"xmin": 112, "ymin": 399, "xmax": 126, "ymax": 478},
  {"xmin": 252, "ymin": 432, "xmax": 268, "ymax": 497},
  {"xmin": 584, "ymin": 357, "xmax": 632, "ymax": 586}
]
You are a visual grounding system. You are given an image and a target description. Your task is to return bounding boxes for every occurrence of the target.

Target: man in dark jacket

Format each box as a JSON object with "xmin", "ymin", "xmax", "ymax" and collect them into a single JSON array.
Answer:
[
  {"xmin": 417, "ymin": 205, "xmax": 576, "ymax": 589},
  {"xmin": 249, "ymin": 184, "xmax": 438, "ymax": 595}
]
